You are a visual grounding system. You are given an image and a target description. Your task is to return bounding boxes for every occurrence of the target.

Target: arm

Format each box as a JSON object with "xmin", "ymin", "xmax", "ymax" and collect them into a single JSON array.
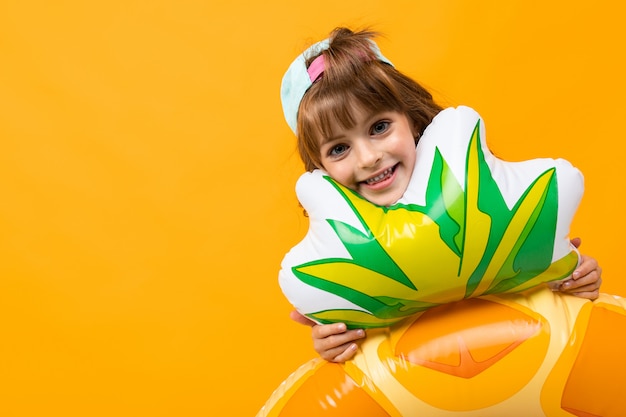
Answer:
[
  {"xmin": 554, "ymin": 237, "xmax": 603, "ymax": 300},
  {"xmin": 289, "ymin": 310, "xmax": 365, "ymax": 363}
]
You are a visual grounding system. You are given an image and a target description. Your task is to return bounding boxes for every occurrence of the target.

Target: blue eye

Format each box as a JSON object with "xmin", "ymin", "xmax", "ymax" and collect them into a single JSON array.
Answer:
[
  {"xmin": 329, "ymin": 144, "xmax": 348, "ymax": 156},
  {"xmin": 371, "ymin": 121, "xmax": 390, "ymax": 135}
]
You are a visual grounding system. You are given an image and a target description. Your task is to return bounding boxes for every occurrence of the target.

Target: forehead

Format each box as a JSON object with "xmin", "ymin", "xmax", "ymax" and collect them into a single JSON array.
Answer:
[
  {"xmin": 315, "ymin": 96, "xmax": 386, "ymax": 141},
  {"xmin": 326, "ymin": 102, "xmax": 372, "ymax": 131}
]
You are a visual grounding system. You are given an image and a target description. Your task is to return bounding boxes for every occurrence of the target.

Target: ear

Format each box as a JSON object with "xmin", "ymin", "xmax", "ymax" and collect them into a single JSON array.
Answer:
[{"xmin": 411, "ymin": 121, "xmax": 421, "ymax": 144}]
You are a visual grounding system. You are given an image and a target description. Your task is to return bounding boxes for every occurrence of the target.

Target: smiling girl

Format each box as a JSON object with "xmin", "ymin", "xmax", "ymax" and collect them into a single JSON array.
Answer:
[{"xmin": 280, "ymin": 27, "xmax": 603, "ymax": 363}]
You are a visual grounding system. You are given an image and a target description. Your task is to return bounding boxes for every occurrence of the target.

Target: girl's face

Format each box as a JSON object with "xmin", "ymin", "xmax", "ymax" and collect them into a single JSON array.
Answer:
[{"xmin": 318, "ymin": 106, "xmax": 417, "ymax": 207}]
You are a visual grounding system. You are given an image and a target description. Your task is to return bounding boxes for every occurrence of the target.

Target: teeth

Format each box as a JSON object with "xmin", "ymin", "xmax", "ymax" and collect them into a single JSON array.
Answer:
[{"xmin": 366, "ymin": 167, "xmax": 393, "ymax": 184}]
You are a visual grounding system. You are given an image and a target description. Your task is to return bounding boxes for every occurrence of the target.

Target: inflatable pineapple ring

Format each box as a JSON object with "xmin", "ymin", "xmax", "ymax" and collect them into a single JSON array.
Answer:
[{"xmin": 259, "ymin": 106, "xmax": 626, "ymax": 416}]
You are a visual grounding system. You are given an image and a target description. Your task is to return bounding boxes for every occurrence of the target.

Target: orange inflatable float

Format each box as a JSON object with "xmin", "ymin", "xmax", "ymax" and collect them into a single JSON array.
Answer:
[
  {"xmin": 259, "ymin": 107, "xmax": 626, "ymax": 416},
  {"xmin": 258, "ymin": 290, "xmax": 626, "ymax": 416}
]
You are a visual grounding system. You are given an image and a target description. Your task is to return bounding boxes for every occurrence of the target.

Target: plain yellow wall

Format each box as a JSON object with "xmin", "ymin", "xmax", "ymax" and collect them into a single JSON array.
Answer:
[{"xmin": 0, "ymin": 1, "xmax": 624, "ymax": 415}]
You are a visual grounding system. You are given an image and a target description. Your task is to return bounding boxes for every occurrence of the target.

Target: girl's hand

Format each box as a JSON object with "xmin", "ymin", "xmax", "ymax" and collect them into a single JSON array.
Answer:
[
  {"xmin": 290, "ymin": 310, "xmax": 366, "ymax": 363},
  {"xmin": 555, "ymin": 237, "xmax": 602, "ymax": 300},
  {"xmin": 556, "ymin": 253, "xmax": 602, "ymax": 300}
]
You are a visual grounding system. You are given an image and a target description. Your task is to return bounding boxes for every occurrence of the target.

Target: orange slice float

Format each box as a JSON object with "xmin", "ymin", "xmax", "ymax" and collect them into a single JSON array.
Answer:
[
  {"xmin": 257, "ymin": 291, "xmax": 626, "ymax": 416},
  {"xmin": 379, "ymin": 297, "xmax": 551, "ymax": 411}
]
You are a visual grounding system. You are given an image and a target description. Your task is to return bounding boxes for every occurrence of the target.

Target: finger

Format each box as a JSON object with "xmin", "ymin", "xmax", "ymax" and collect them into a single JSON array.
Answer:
[
  {"xmin": 561, "ymin": 273, "xmax": 601, "ymax": 291},
  {"xmin": 319, "ymin": 343, "xmax": 358, "ymax": 363},
  {"xmin": 561, "ymin": 276, "xmax": 603, "ymax": 295},
  {"xmin": 571, "ymin": 289, "xmax": 600, "ymax": 301},
  {"xmin": 558, "ymin": 279, "xmax": 601, "ymax": 300},
  {"xmin": 331, "ymin": 343, "xmax": 359, "ymax": 363},
  {"xmin": 313, "ymin": 329, "xmax": 365, "ymax": 360},
  {"xmin": 570, "ymin": 237, "xmax": 582, "ymax": 248},
  {"xmin": 571, "ymin": 255, "xmax": 598, "ymax": 280},
  {"xmin": 314, "ymin": 328, "xmax": 365, "ymax": 349},
  {"xmin": 311, "ymin": 322, "xmax": 348, "ymax": 339},
  {"xmin": 564, "ymin": 279, "xmax": 602, "ymax": 292}
]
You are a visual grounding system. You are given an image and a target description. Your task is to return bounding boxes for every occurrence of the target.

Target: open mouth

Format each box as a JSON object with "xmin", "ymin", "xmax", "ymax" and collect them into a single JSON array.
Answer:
[{"xmin": 365, "ymin": 165, "xmax": 396, "ymax": 185}]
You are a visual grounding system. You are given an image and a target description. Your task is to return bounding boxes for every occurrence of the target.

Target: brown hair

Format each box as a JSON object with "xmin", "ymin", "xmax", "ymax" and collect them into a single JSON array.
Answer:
[{"xmin": 296, "ymin": 27, "xmax": 443, "ymax": 171}]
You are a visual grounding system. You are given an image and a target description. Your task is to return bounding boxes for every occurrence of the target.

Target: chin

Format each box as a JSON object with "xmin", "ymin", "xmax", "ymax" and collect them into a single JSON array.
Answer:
[{"xmin": 368, "ymin": 194, "xmax": 400, "ymax": 207}]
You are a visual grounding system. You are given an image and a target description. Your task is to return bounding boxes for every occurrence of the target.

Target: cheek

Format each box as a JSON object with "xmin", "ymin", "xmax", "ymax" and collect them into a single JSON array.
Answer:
[
  {"xmin": 324, "ymin": 163, "xmax": 351, "ymax": 184},
  {"xmin": 396, "ymin": 136, "xmax": 417, "ymax": 159}
]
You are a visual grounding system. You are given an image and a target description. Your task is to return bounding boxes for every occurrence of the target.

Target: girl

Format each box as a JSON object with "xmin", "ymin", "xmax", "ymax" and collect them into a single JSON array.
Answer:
[{"xmin": 280, "ymin": 27, "xmax": 603, "ymax": 363}]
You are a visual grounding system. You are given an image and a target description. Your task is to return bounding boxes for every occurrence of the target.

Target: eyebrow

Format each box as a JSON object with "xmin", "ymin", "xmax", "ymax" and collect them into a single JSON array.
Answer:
[{"xmin": 322, "ymin": 133, "xmax": 346, "ymax": 143}]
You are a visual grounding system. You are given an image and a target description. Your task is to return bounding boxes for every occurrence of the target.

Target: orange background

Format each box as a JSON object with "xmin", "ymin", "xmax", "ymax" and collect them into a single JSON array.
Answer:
[{"xmin": 0, "ymin": 1, "xmax": 624, "ymax": 416}]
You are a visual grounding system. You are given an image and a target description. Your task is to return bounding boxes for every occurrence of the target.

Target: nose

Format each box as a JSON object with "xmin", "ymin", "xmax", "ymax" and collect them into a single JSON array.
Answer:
[{"xmin": 355, "ymin": 140, "xmax": 382, "ymax": 169}]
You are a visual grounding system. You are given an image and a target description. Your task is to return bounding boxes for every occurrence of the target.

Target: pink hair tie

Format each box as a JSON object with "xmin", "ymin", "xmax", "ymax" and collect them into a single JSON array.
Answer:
[
  {"xmin": 307, "ymin": 54, "xmax": 325, "ymax": 82},
  {"xmin": 307, "ymin": 50, "xmax": 376, "ymax": 83}
]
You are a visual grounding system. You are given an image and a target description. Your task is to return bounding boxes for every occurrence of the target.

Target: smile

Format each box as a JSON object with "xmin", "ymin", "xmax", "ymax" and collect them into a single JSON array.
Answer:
[{"xmin": 365, "ymin": 166, "xmax": 396, "ymax": 185}]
